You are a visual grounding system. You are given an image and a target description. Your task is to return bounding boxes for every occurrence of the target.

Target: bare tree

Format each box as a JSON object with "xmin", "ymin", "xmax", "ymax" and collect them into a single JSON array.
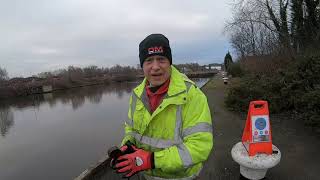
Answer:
[
  {"xmin": 226, "ymin": 0, "xmax": 320, "ymax": 56},
  {"xmin": 0, "ymin": 106, "xmax": 14, "ymax": 137},
  {"xmin": 225, "ymin": 0, "xmax": 296, "ymax": 56},
  {"xmin": 83, "ymin": 65, "xmax": 104, "ymax": 78},
  {"xmin": 0, "ymin": 66, "xmax": 9, "ymax": 81},
  {"xmin": 38, "ymin": 71, "xmax": 53, "ymax": 78},
  {"xmin": 291, "ymin": 0, "xmax": 320, "ymax": 52},
  {"xmin": 225, "ymin": 0, "xmax": 280, "ymax": 56},
  {"xmin": 68, "ymin": 66, "xmax": 84, "ymax": 82}
]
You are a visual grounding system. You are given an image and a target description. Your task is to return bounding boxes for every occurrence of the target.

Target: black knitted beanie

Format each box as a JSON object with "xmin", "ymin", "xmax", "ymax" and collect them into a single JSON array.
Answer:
[{"xmin": 139, "ymin": 34, "xmax": 172, "ymax": 67}]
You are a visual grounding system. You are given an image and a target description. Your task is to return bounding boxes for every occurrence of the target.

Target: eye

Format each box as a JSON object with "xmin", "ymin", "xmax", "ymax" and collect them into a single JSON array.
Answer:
[
  {"xmin": 158, "ymin": 57, "xmax": 167, "ymax": 62},
  {"xmin": 145, "ymin": 58, "xmax": 153, "ymax": 63}
]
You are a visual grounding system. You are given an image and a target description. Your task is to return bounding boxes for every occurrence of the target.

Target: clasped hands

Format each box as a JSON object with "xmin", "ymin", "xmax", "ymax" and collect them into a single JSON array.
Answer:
[{"xmin": 110, "ymin": 144, "xmax": 154, "ymax": 178}]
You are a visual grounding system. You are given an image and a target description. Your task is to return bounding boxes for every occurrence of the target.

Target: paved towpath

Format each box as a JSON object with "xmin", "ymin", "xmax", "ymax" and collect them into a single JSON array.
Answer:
[{"xmin": 199, "ymin": 73, "xmax": 320, "ymax": 180}]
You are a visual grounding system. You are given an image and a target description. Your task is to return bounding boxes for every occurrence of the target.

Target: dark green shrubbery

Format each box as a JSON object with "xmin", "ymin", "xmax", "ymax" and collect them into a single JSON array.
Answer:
[
  {"xmin": 228, "ymin": 62, "xmax": 244, "ymax": 77},
  {"xmin": 225, "ymin": 55, "xmax": 320, "ymax": 128}
]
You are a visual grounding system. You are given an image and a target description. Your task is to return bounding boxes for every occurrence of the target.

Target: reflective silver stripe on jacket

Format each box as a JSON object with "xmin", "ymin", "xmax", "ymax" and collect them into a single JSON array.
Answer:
[
  {"xmin": 174, "ymin": 105, "xmax": 183, "ymax": 142},
  {"xmin": 129, "ymin": 132, "xmax": 179, "ymax": 148},
  {"xmin": 141, "ymin": 88, "xmax": 152, "ymax": 114},
  {"xmin": 175, "ymin": 105, "xmax": 193, "ymax": 168},
  {"xmin": 177, "ymin": 143, "xmax": 193, "ymax": 168},
  {"xmin": 182, "ymin": 122, "xmax": 213, "ymax": 138},
  {"xmin": 125, "ymin": 94, "xmax": 137, "ymax": 126}
]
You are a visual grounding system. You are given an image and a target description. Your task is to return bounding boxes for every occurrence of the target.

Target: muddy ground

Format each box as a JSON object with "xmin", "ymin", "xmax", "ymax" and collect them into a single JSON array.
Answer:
[{"xmin": 199, "ymin": 74, "xmax": 320, "ymax": 180}]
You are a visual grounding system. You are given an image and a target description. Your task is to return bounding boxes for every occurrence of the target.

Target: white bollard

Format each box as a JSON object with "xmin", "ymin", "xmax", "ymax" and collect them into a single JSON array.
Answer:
[{"xmin": 231, "ymin": 142, "xmax": 281, "ymax": 180}]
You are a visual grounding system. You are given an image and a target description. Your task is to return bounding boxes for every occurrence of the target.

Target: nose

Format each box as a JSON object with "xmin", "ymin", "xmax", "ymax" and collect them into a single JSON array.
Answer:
[{"xmin": 150, "ymin": 60, "xmax": 160, "ymax": 71}]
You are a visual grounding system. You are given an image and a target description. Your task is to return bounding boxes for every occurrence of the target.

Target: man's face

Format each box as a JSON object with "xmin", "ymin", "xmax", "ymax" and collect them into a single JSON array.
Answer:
[{"xmin": 143, "ymin": 55, "xmax": 171, "ymax": 86}]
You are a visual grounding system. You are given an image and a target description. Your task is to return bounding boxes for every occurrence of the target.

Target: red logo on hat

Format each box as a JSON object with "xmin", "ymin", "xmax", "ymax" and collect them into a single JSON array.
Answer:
[{"xmin": 148, "ymin": 46, "xmax": 163, "ymax": 54}]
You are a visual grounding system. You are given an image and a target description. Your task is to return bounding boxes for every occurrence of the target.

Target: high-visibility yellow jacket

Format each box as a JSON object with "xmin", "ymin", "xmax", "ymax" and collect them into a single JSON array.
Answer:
[{"xmin": 122, "ymin": 66, "xmax": 213, "ymax": 179}]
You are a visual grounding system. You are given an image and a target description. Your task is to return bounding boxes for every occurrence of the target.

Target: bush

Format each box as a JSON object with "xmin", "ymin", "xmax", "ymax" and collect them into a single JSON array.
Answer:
[
  {"xmin": 228, "ymin": 62, "xmax": 244, "ymax": 77},
  {"xmin": 225, "ymin": 55, "xmax": 320, "ymax": 129}
]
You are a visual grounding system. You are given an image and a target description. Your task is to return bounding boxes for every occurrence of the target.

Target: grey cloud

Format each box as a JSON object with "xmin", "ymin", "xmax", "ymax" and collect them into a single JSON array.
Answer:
[{"xmin": 0, "ymin": 0, "xmax": 232, "ymax": 77}]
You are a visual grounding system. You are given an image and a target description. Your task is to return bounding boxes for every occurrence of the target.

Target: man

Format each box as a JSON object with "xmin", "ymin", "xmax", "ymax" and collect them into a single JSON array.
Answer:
[{"xmin": 114, "ymin": 34, "xmax": 213, "ymax": 179}]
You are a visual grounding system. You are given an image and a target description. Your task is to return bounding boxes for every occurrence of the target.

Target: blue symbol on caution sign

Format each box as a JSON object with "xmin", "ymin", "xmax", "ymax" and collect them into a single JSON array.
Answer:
[
  {"xmin": 255, "ymin": 118, "xmax": 267, "ymax": 130},
  {"xmin": 251, "ymin": 115, "xmax": 270, "ymax": 142}
]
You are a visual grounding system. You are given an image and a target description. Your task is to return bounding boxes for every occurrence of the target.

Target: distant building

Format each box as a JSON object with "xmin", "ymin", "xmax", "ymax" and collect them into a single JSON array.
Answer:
[
  {"xmin": 211, "ymin": 66, "xmax": 221, "ymax": 70},
  {"xmin": 181, "ymin": 67, "xmax": 192, "ymax": 73},
  {"xmin": 9, "ymin": 77, "xmax": 43, "ymax": 84},
  {"xmin": 206, "ymin": 64, "xmax": 222, "ymax": 71}
]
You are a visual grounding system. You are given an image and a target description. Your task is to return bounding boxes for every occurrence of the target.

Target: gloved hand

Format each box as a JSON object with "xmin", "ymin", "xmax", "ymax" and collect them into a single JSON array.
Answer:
[
  {"xmin": 109, "ymin": 145, "xmax": 129, "ymax": 168},
  {"xmin": 109, "ymin": 141, "xmax": 137, "ymax": 169},
  {"xmin": 115, "ymin": 145, "xmax": 154, "ymax": 178},
  {"xmin": 119, "ymin": 145, "xmax": 129, "ymax": 152}
]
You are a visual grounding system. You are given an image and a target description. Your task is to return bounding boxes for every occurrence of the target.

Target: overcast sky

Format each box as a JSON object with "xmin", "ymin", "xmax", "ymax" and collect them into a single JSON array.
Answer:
[{"xmin": 0, "ymin": 0, "xmax": 233, "ymax": 77}]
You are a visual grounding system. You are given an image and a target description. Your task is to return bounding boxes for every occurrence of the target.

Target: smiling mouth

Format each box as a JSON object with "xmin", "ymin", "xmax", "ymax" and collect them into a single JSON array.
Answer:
[{"xmin": 151, "ymin": 74, "xmax": 162, "ymax": 77}]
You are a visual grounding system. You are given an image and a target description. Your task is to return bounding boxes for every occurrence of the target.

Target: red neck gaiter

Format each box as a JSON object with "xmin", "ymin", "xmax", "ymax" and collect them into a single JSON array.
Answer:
[{"xmin": 146, "ymin": 79, "xmax": 170, "ymax": 113}]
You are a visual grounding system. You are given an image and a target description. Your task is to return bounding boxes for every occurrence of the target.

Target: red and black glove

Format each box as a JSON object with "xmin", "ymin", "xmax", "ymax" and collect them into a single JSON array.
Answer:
[
  {"xmin": 109, "ymin": 145, "xmax": 130, "ymax": 168},
  {"xmin": 115, "ymin": 145, "xmax": 154, "ymax": 178},
  {"xmin": 109, "ymin": 141, "xmax": 137, "ymax": 169}
]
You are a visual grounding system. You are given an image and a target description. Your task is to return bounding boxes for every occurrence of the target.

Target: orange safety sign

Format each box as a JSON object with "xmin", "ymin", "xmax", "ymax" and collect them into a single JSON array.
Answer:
[{"xmin": 242, "ymin": 100, "xmax": 272, "ymax": 156}]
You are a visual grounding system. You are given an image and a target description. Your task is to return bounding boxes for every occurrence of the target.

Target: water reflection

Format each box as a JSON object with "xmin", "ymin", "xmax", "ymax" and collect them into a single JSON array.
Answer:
[
  {"xmin": 193, "ymin": 78, "xmax": 211, "ymax": 88},
  {"xmin": 54, "ymin": 83, "xmax": 135, "ymax": 109},
  {"xmin": 87, "ymin": 92, "xmax": 102, "ymax": 104},
  {"xmin": 0, "ymin": 82, "xmax": 137, "ymax": 138},
  {"xmin": 0, "ymin": 106, "xmax": 14, "ymax": 137},
  {"xmin": 2, "ymin": 82, "xmax": 137, "ymax": 111}
]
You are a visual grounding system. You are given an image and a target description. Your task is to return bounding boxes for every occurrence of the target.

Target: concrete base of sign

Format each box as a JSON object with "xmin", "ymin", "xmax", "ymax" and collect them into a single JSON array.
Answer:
[{"xmin": 231, "ymin": 142, "xmax": 281, "ymax": 180}]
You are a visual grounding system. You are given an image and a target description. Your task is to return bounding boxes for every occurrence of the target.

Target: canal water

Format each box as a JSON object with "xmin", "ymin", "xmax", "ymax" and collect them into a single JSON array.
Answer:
[{"xmin": 0, "ymin": 78, "xmax": 209, "ymax": 180}]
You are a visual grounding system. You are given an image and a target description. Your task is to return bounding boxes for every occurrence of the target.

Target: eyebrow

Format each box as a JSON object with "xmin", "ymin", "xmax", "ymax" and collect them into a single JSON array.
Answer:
[{"xmin": 146, "ymin": 56, "xmax": 165, "ymax": 61}]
